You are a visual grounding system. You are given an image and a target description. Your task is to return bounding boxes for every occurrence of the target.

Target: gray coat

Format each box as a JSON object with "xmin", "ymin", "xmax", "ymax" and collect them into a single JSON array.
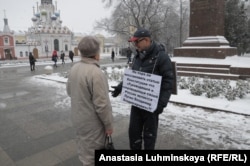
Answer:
[{"xmin": 66, "ymin": 57, "xmax": 113, "ymax": 165}]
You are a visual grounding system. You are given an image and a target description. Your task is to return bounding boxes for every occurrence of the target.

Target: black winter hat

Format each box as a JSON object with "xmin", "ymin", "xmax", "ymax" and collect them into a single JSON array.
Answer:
[{"xmin": 128, "ymin": 28, "xmax": 151, "ymax": 42}]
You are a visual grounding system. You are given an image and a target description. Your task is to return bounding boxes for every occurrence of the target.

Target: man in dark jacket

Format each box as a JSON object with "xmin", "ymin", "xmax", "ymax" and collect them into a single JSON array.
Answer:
[
  {"xmin": 69, "ymin": 50, "xmax": 74, "ymax": 62},
  {"xmin": 60, "ymin": 50, "xmax": 65, "ymax": 64},
  {"xmin": 29, "ymin": 52, "xmax": 36, "ymax": 71},
  {"xmin": 111, "ymin": 28, "xmax": 174, "ymax": 150},
  {"xmin": 126, "ymin": 47, "xmax": 132, "ymax": 64}
]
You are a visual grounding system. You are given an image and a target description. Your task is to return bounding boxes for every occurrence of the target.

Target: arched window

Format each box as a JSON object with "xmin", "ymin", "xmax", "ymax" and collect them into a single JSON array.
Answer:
[
  {"xmin": 4, "ymin": 37, "xmax": 9, "ymax": 45},
  {"xmin": 65, "ymin": 44, "xmax": 68, "ymax": 51},
  {"xmin": 20, "ymin": 51, "xmax": 23, "ymax": 57},
  {"xmin": 54, "ymin": 39, "xmax": 59, "ymax": 51},
  {"xmin": 25, "ymin": 51, "xmax": 29, "ymax": 57}
]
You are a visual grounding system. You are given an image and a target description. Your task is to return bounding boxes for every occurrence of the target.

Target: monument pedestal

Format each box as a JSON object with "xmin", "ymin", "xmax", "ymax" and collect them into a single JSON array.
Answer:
[
  {"xmin": 174, "ymin": 0, "xmax": 237, "ymax": 59},
  {"xmin": 174, "ymin": 36, "xmax": 237, "ymax": 59}
]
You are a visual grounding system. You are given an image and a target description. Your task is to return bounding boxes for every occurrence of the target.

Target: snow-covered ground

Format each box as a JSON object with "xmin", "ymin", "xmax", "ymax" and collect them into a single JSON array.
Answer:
[
  {"xmin": 172, "ymin": 55, "xmax": 250, "ymax": 67},
  {"xmin": 32, "ymin": 69, "xmax": 250, "ymax": 150},
  {"xmin": 1, "ymin": 53, "xmax": 249, "ymax": 68},
  {"xmin": 0, "ymin": 53, "xmax": 123, "ymax": 68},
  {"xmin": 1, "ymin": 54, "xmax": 250, "ymax": 149}
]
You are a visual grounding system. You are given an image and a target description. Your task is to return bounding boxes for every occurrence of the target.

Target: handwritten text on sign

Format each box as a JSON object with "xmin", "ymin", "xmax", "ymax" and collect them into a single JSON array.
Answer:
[{"xmin": 121, "ymin": 69, "xmax": 162, "ymax": 112}]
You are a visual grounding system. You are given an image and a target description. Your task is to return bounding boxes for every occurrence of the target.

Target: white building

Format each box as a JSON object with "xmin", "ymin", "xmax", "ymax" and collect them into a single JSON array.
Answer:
[
  {"xmin": 15, "ymin": 0, "xmax": 75, "ymax": 59},
  {"xmin": 4, "ymin": 0, "xmax": 122, "ymax": 60}
]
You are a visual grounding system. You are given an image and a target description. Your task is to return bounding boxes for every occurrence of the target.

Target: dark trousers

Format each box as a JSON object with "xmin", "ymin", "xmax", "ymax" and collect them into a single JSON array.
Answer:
[
  {"xmin": 61, "ymin": 58, "xmax": 65, "ymax": 64},
  {"xmin": 30, "ymin": 62, "xmax": 35, "ymax": 71},
  {"xmin": 129, "ymin": 106, "xmax": 159, "ymax": 150},
  {"xmin": 127, "ymin": 57, "xmax": 131, "ymax": 64},
  {"xmin": 53, "ymin": 60, "xmax": 57, "ymax": 67}
]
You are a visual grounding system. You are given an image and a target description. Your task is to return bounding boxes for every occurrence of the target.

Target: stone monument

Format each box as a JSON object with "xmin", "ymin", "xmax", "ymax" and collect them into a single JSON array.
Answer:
[{"xmin": 174, "ymin": 0, "xmax": 237, "ymax": 59}]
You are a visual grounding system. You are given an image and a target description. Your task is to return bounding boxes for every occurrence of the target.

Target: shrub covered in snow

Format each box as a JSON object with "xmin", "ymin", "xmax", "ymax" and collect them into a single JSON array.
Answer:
[
  {"xmin": 178, "ymin": 76, "xmax": 250, "ymax": 101},
  {"xmin": 190, "ymin": 82, "xmax": 203, "ymax": 96},
  {"xmin": 101, "ymin": 67, "xmax": 250, "ymax": 101},
  {"xmin": 178, "ymin": 77, "xmax": 190, "ymax": 89},
  {"xmin": 102, "ymin": 66, "xmax": 124, "ymax": 82}
]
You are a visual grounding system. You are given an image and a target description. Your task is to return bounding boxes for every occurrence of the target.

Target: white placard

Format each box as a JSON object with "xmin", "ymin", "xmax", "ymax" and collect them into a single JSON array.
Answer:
[{"xmin": 121, "ymin": 69, "xmax": 162, "ymax": 112}]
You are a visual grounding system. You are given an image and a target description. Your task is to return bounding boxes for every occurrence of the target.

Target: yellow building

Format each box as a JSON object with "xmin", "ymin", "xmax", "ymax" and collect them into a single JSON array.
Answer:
[{"xmin": 14, "ymin": 31, "xmax": 26, "ymax": 44}]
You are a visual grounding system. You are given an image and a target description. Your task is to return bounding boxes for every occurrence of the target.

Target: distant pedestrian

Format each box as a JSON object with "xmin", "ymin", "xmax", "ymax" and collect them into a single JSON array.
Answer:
[
  {"xmin": 69, "ymin": 50, "xmax": 74, "ymax": 62},
  {"xmin": 29, "ymin": 52, "xmax": 36, "ymax": 71},
  {"xmin": 111, "ymin": 50, "xmax": 115, "ymax": 62},
  {"xmin": 9, "ymin": 53, "xmax": 13, "ymax": 60},
  {"xmin": 52, "ymin": 50, "xmax": 58, "ymax": 67},
  {"xmin": 60, "ymin": 51, "xmax": 65, "ymax": 65},
  {"xmin": 126, "ymin": 47, "xmax": 132, "ymax": 64},
  {"xmin": 67, "ymin": 36, "xmax": 113, "ymax": 165}
]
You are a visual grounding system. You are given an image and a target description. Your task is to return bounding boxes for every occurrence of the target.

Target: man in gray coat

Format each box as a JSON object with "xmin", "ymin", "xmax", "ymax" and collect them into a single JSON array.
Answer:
[{"xmin": 67, "ymin": 36, "xmax": 113, "ymax": 165}]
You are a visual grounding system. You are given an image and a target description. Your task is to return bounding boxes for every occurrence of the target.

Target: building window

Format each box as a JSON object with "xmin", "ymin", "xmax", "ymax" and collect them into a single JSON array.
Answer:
[
  {"xmin": 25, "ymin": 51, "xmax": 29, "ymax": 57},
  {"xmin": 54, "ymin": 39, "xmax": 59, "ymax": 51},
  {"xmin": 45, "ymin": 45, "xmax": 48, "ymax": 52},
  {"xmin": 65, "ymin": 44, "xmax": 68, "ymax": 51},
  {"xmin": 4, "ymin": 37, "xmax": 9, "ymax": 45},
  {"xmin": 20, "ymin": 51, "xmax": 23, "ymax": 57}
]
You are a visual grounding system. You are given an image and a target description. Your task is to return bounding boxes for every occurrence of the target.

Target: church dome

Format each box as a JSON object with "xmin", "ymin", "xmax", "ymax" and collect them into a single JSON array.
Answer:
[
  {"xmin": 32, "ymin": 16, "xmax": 38, "ymax": 22},
  {"xmin": 35, "ymin": 13, "xmax": 40, "ymax": 18},
  {"xmin": 41, "ymin": 10, "xmax": 47, "ymax": 15},
  {"xmin": 55, "ymin": 11, "xmax": 60, "ymax": 17},
  {"xmin": 51, "ymin": 14, "xmax": 57, "ymax": 20}
]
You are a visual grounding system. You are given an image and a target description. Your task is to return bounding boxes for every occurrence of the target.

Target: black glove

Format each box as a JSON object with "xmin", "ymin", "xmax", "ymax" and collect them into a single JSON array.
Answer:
[
  {"xmin": 111, "ymin": 83, "xmax": 122, "ymax": 97},
  {"xmin": 154, "ymin": 106, "xmax": 164, "ymax": 114}
]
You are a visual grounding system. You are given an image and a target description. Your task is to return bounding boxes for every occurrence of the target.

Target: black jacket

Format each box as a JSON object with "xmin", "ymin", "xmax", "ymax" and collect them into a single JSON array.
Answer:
[
  {"xmin": 114, "ymin": 41, "xmax": 174, "ymax": 113},
  {"xmin": 131, "ymin": 41, "xmax": 174, "ymax": 112},
  {"xmin": 29, "ymin": 54, "xmax": 36, "ymax": 64}
]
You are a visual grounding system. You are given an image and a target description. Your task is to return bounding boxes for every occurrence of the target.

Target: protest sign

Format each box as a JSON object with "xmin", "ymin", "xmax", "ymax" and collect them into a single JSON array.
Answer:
[{"xmin": 121, "ymin": 69, "xmax": 162, "ymax": 112}]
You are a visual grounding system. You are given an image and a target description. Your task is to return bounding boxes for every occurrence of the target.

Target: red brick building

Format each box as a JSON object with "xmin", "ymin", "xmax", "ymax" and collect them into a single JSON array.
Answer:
[{"xmin": 0, "ymin": 17, "xmax": 15, "ymax": 60}]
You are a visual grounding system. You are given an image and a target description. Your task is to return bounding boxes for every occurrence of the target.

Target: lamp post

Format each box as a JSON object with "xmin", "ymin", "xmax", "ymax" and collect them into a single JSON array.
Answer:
[
  {"xmin": 28, "ymin": 43, "xmax": 30, "ymax": 53},
  {"xmin": 44, "ymin": 39, "xmax": 49, "ymax": 58}
]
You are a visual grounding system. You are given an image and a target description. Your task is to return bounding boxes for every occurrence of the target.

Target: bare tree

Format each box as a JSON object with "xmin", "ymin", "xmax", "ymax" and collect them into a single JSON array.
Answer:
[
  {"xmin": 97, "ymin": 0, "xmax": 171, "ymax": 35},
  {"xmin": 179, "ymin": 0, "xmax": 189, "ymax": 46},
  {"xmin": 97, "ymin": 0, "xmax": 189, "ymax": 53}
]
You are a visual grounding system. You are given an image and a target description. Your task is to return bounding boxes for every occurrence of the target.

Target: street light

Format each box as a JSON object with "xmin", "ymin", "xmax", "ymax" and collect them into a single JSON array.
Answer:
[{"xmin": 44, "ymin": 40, "xmax": 49, "ymax": 58}]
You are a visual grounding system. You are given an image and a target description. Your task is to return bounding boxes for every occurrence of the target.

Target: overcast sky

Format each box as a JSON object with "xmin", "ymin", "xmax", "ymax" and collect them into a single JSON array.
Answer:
[{"xmin": 0, "ymin": 0, "xmax": 113, "ymax": 34}]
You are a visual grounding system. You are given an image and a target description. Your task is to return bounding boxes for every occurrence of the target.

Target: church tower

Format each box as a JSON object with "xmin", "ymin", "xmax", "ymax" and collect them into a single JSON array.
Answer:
[
  {"xmin": 3, "ymin": 17, "xmax": 11, "ymax": 33},
  {"xmin": 0, "ymin": 11, "xmax": 15, "ymax": 60},
  {"xmin": 27, "ymin": 0, "xmax": 73, "ymax": 58}
]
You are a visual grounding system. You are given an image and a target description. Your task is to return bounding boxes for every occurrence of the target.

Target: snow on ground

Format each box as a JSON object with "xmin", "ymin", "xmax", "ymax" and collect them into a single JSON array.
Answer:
[
  {"xmin": 0, "ymin": 103, "xmax": 7, "ymax": 109},
  {"xmin": 172, "ymin": 55, "xmax": 250, "ymax": 67},
  {"xmin": 0, "ymin": 53, "xmax": 121, "ymax": 68},
  {"xmin": 1, "ymin": 53, "xmax": 250, "ymax": 68},
  {"xmin": 171, "ymin": 89, "xmax": 250, "ymax": 115},
  {"xmin": 30, "ymin": 72, "xmax": 250, "ymax": 149},
  {"xmin": 2, "ymin": 54, "xmax": 250, "ymax": 149},
  {"xmin": 34, "ymin": 66, "xmax": 250, "ymax": 116}
]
